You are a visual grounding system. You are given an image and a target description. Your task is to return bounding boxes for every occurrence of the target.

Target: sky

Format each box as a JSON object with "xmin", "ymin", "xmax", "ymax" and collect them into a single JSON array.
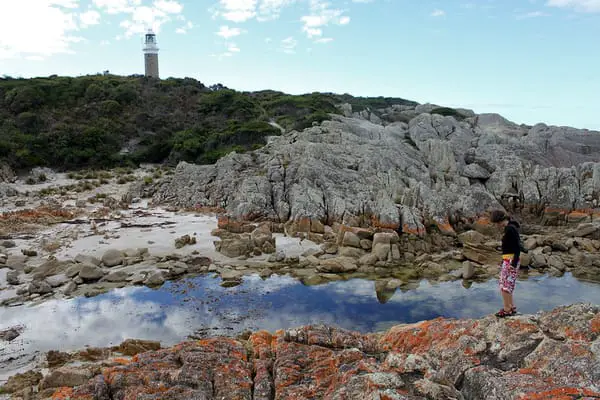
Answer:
[{"xmin": 0, "ymin": 0, "xmax": 599, "ymax": 130}]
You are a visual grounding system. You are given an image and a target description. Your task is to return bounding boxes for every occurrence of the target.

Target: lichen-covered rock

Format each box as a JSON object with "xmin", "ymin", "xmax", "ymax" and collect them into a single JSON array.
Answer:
[{"xmin": 10, "ymin": 304, "xmax": 600, "ymax": 400}]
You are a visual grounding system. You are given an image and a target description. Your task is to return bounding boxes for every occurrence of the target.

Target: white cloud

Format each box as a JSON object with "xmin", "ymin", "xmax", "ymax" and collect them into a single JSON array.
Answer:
[
  {"xmin": 299, "ymin": 0, "xmax": 349, "ymax": 38},
  {"xmin": 175, "ymin": 20, "xmax": 193, "ymax": 34},
  {"xmin": 281, "ymin": 36, "xmax": 297, "ymax": 54},
  {"xmin": 431, "ymin": 9, "xmax": 446, "ymax": 17},
  {"xmin": 94, "ymin": 0, "xmax": 184, "ymax": 37},
  {"xmin": 228, "ymin": 43, "xmax": 241, "ymax": 52},
  {"xmin": 79, "ymin": 10, "xmax": 101, "ymax": 27},
  {"xmin": 153, "ymin": 0, "xmax": 183, "ymax": 14},
  {"xmin": 213, "ymin": 0, "xmax": 350, "ymax": 40},
  {"xmin": 0, "ymin": 0, "xmax": 82, "ymax": 60},
  {"xmin": 218, "ymin": 0, "xmax": 257, "ymax": 22},
  {"xmin": 216, "ymin": 25, "xmax": 243, "ymax": 39},
  {"xmin": 314, "ymin": 37, "xmax": 333, "ymax": 43},
  {"xmin": 546, "ymin": 0, "xmax": 600, "ymax": 12},
  {"xmin": 92, "ymin": 0, "xmax": 141, "ymax": 14},
  {"xmin": 516, "ymin": 10, "xmax": 551, "ymax": 18}
]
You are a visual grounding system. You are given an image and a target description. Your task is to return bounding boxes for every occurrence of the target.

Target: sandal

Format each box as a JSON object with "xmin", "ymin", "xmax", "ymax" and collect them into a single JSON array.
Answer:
[
  {"xmin": 495, "ymin": 308, "xmax": 515, "ymax": 318},
  {"xmin": 511, "ymin": 306, "xmax": 517, "ymax": 314}
]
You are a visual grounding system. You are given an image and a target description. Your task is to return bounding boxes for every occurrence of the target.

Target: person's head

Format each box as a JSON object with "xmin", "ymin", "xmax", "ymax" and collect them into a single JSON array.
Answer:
[{"xmin": 490, "ymin": 209, "xmax": 510, "ymax": 227}]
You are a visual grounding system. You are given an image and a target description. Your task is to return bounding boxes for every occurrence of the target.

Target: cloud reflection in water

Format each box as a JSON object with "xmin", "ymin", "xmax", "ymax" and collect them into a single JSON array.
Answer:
[{"xmin": 0, "ymin": 272, "xmax": 599, "ymax": 380}]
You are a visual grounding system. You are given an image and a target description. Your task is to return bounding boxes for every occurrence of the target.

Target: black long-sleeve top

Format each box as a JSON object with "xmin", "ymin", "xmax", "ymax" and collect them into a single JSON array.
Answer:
[{"xmin": 502, "ymin": 221, "xmax": 521, "ymax": 266}]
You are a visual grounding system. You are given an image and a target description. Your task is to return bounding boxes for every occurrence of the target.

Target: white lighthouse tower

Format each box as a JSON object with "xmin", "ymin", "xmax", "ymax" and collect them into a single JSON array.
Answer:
[{"xmin": 143, "ymin": 29, "xmax": 159, "ymax": 78}]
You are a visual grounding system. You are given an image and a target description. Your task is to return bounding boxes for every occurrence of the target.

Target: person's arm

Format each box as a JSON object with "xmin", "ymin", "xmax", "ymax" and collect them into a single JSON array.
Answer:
[{"xmin": 506, "ymin": 225, "xmax": 520, "ymax": 267}]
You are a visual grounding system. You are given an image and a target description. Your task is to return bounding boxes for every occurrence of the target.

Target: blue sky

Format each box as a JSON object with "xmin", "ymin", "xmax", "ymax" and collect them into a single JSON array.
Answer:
[{"xmin": 0, "ymin": 0, "xmax": 599, "ymax": 129}]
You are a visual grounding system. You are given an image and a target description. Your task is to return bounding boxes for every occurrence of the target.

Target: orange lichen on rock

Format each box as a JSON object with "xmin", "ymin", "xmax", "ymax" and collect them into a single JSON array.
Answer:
[
  {"xmin": 250, "ymin": 331, "xmax": 274, "ymax": 359},
  {"xmin": 402, "ymin": 223, "xmax": 426, "ymax": 236},
  {"xmin": 435, "ymin": 219, "xmax": 456, "ymax": 235},
  {"xmin": 51, "ymin": 387, "xmax": 74, "ymax": 400},
  {"xmin": 564, "ymin": 326, "xmax": 588, "ymax": 341},
  {"xmin": 591, "ymin": 314, "xmax": 600, "ymax": 334},
  {"xmin": 379, "ymin": 318, "xmax": 474, "ymax": 354},
  {"xmin": 0, "ymin": 207, "xmax": 78, "ymax": 228},
  {"xmin": 370, "ymin": 215, "xmax": 400, "ymax": 230},
  {"xmin": 519, "ymin": 387, "xmax": 600, "ymax": 400},
  {"xmin": 506, "ymin": 319, "xmax": 540, "ymax": 334},
  {"xmin": 111, "ymin": 357, "xmax": 131, "ymax": 365}
]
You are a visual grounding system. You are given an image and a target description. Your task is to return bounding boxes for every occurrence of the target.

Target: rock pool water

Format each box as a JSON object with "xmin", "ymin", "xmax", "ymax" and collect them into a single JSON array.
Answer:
[{"xmin": 1, "ymin": 272, "xmax": 599, "ymax": 382}]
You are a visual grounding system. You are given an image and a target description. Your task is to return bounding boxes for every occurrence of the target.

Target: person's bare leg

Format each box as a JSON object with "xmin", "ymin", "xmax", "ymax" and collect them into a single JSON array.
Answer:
[
  {"xmin": 501, "ymin": 290, "xmax": 512, "ymax": 312},
  {"xmin": 508, "ymin": 293, "xmax": 514, "ymax": 310}
]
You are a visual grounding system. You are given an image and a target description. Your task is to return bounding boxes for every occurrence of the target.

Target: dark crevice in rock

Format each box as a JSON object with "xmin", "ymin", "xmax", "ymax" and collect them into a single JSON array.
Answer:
[{"xmin": 454, "ymin": 364, "xmax": 479, "ymax": 392}]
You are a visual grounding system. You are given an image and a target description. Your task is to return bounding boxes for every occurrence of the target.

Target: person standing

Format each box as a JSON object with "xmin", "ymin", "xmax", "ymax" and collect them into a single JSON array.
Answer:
[{"xmin": 490, "ymin": 210, "xmax": 522, "ymax": 317}]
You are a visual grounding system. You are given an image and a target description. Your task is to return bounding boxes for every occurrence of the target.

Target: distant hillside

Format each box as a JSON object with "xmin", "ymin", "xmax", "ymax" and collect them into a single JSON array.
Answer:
[{"xmin": 0, "ymin": 75, "xmax": 417, "ymax": 170}]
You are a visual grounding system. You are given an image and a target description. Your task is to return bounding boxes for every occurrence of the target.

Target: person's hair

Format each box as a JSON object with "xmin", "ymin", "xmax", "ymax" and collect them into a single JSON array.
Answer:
[{"xmin": 490, "ymin": 209, "xmax": 509, "ymax": 223}]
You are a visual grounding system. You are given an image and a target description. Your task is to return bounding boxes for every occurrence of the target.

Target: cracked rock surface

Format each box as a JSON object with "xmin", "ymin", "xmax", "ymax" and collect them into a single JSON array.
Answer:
[
  {"xmin": 149, "ymin": 111, "xmax": 600, "ymax": 231},
  {"xmin": 3, "ymin": 303, "xmax": 599, "ymax": 399}
]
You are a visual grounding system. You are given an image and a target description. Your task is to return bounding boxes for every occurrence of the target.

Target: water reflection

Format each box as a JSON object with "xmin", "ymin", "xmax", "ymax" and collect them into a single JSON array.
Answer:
[{"xmin": 1, "ymin": 273, "xmax": 599, "ymax": 381}]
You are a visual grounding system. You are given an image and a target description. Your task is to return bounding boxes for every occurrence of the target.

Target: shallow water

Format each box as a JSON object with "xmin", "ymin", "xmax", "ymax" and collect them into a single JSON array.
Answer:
[{"xmin": 1, "ymin": 272, "xmax": 599, "ymax": 381}]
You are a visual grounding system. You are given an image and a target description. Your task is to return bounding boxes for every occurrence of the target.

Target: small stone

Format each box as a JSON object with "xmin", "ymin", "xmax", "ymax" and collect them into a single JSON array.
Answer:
[
  {"xmin": 6, "ymin": 270, "xmax": 19, "ymax": 285},
  {"xmin": 47, "ymin": 350, "xmax": 71, "ymax": 368},
  {"xmin": 259, "ymin": 268, "xmax": 273, "ymax": 278},
  {"xmin": 0, "ymin": 326, "xmax": 23, "ymax": 342},
  {"xmin": 46, "ymin": 274, "xmax": 69, "ymax": 288},
  {"xmin": 175, "ymin": 234, "xmax": 196, "ymax": 249},
  {"xmin": 40, "ymin": 366, "xmax": 94, "ymax": 389},
  {"xmin": 220, "ymin": 268, "xmax": 243, "ymax": 280},
  {"xmin": 103, "ymin": 270, "xmax": 131, "ymax": 282},
  {"xmin": 102, "ymin": 249, "xmax": 123, "ymax": 267},
  {"xmin": 2, "ymin": 240, "xmax": 16, "ymax": 248},
  {"xmin": 74, "ymin": 254, "xmax": 101, "ymax": 266},
  {"xmin": 63, "ymin": 281, "xmax": 77, "ymax": 296},
  {"xmin": 462, "ymin": 261, "xmax": 475, "ymax": 279},
  {"xmin": 143, "ymin": 271, "xmax": 165, "ymax": 287},
  {"xmin": 79, "ymin": 264, "xmax": 105, "ymax": 282},
  {"xmin": 2, "ymin": 370, "xmax": 43, "ymax": 394},
  {"xmin": 28, "ymin": 279, "xmax": 52, "ymax": 294},
  {"xmin": 341, "ymin": 231, "xmax": 361, "ymax": 248},
  {"xmin": 21, "ymin": 249, "xmax": 38, "ymax": 257},
  {"xmin": 118, "ymin": 339, "xmax": 160, "ymax": 356},
  {"xmin": 360, "ymin": 239, "xmax": 373, "ymax": 250}
]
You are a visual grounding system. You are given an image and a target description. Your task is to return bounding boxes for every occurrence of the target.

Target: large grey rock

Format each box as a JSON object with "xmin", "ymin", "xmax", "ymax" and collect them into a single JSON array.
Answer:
[{"xmin": 146, "ymin": 110, "xmax": 600, "ymax": 229}]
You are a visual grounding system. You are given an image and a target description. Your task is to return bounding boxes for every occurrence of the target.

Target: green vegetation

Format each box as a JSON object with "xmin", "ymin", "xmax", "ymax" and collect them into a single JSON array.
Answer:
[
  {"xmin": 429, "ymin": 107, "xmax": 466, "ymax": 120},
  {"xmin": 0, "ymin": 75, "xmax": 417, "ymax": 170}
]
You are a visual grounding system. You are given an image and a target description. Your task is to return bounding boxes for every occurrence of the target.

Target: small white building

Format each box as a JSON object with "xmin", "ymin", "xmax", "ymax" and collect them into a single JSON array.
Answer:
[{"xmin": 143, "ymin": 29, "xmax": 159, "ymax": 78}]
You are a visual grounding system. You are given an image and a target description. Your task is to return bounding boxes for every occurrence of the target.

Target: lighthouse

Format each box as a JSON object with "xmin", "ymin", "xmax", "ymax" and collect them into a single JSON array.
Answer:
[{"xmin": 143, "ymin": 29, "xmax": 159, "ymax": 78}]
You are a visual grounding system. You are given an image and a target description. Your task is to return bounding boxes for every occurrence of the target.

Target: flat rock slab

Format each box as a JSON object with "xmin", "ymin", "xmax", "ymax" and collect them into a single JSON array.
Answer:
[{"xmin": 6, "ymin": 303, "xmax": 599, "ymax": 400}]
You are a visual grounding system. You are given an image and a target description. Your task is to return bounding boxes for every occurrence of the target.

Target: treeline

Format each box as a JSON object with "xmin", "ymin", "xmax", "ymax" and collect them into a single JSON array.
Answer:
[{"xmin": 0, "ymin": 75, "xmax": 416, "ymax": 170}]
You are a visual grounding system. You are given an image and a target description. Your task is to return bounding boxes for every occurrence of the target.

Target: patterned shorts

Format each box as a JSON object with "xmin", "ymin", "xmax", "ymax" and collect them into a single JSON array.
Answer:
[{"xmin": 499, "ymin": 258, "xmax": 519, "ymax": 294}]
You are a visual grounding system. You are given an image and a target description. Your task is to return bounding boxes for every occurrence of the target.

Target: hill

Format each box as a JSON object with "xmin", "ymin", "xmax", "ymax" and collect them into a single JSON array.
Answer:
[{"xmin": 0, "ymin": 75, "xmax": 416, "ymax": 171}]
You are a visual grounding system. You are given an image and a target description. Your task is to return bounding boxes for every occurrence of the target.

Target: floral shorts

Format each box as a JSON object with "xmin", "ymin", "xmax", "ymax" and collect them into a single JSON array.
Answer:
[{"xmin": 499, "ymin": 258, "xmax": 519, "ymax": 294}]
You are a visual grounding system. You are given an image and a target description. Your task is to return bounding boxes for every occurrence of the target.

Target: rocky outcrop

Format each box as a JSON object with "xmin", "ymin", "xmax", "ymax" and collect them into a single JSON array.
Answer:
[
  {"xmin": 4, "ymin": 304, "xmax": 599, "ymax": 399},
  {"xmin": 149, "ymin": 108, "xmax": 600, "ymax": 233}
]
